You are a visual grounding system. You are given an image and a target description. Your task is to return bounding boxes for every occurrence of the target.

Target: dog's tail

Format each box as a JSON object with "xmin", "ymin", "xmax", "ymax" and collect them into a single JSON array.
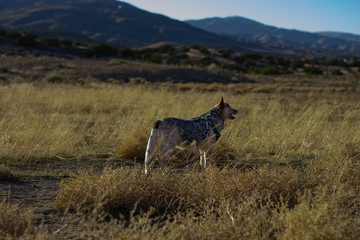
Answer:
[{"xmin": 144, "ymin": 121, "xmax": 161, "ymax": 174}]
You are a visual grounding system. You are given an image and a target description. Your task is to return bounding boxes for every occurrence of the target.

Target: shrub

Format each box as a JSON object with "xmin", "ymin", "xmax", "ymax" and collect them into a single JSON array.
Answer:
[
  {"xmin": 219, "ymin": 48, "xmax": 234, "ymax": 58},
  {"xmin": 324, "ymin": 58, "xmax": 346, "ymax": 67},
  {"xmin": 290, "ymin": 59, "xmax": 304, "ymax": 69},
  {"xmin": 197, "ymin": 57, "xmax": 218, "ymax": 67},
  {"xmin": 199, "ymin": 47, "xmax": 210, "ymax": 55},
  {"xmin": 221, "ymin": 64, "xmax": 243, "ymax": 73},
  {"xmin": 154, "ymin": 45, "xmax": 175, "ymax": 54},
  {"xmin": 143, "ymin": 53, "xmax": 163, "ymax": 64},
  {"xmin": 16, "ymin": 34, "xmax": 37, "ymax": 47},
  {"xmin": 113, "ymin": 128, "xmax": 149, "ymax": 162},
  {"xmin": 241, "ymin": 52, "xmax": 262, "ymax": 60},
  {"xmin": 331, "ymin": 69, "xmax": 343, "ymax": 76},
  {"xmin": 5, "ymin": 31, "xmax": 22, "ymax": 39},
  {"xmin": 60, "ymin": 39, "xmax": 73, "ymax": 46},
  {"xmin": 56, "ymin": 165, "xmax": 303, "ymax": 215},
  {"xmin": 83, "ymin": 44, "xmax": 118, "ymax": 58},
  {"xmin": 232, "ymin": 55, "xmax": 246, "ymax": 63},
  {"xmin": 188, "ymin": 44, "xmax": 202, "ymax": 50},
  {"xmin": 304, "ymin": 67, "xmax": 323, "ymax": 75},
  {"xmin": 264, "ymin": 55, "xmax": 289, "ymax": 66},
  {"xmin": 0, "ymin": 201, "xmax": 35, "ymax": 238},
  {"xmin": 40, "ymin": 38, "xmax": 62, "ymax": 47},
  {"xmin": 118, "ymin": 48, "xmax": 139, "ymax": 59},
  {"xmin": 261, "ymin": 65, "xmax": 280, "ymax": 75}
]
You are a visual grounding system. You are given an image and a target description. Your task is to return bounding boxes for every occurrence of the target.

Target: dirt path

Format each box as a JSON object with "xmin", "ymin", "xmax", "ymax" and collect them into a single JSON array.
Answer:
[{"xmin": 0, "ymin": 157, "xmax": 132, "ymax": 238}]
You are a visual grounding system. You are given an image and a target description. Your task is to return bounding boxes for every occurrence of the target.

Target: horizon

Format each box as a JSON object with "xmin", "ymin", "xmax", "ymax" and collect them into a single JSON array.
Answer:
[{"xmin": 121, "ymin": 0, "xmax": 360, "ymax": 35}]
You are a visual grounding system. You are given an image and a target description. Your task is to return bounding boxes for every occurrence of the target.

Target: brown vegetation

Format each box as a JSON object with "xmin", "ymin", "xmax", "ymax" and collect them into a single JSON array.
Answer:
[{"xmin": 0, "ymin": 74, "xmax": 359, "ymax": 238}]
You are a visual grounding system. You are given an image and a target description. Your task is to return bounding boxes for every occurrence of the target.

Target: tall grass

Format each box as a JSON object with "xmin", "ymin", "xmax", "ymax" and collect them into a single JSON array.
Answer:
[
  {"xmin": 0, "ymin": 83, "xmax": 359, "ymax": 238},
  {"xmin": 1, "ymin": 83, "xmax": 359, "ymax": 164}
]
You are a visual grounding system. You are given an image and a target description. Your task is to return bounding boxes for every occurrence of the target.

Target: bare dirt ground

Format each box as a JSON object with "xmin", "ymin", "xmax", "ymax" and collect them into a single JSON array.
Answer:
[{"xmin": 0, "ymin": 157, "xmax": 132, "ymax": 238}]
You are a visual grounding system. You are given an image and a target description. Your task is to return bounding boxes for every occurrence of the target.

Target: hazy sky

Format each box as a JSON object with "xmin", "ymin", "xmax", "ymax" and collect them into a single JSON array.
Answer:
[{"xmin": 122, "ymin": 0, "xmax": 360, "ymax": 35}]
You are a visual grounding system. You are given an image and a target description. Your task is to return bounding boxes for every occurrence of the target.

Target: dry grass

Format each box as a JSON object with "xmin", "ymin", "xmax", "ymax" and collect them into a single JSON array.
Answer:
[
  {"xmin": 0, "ymin": 201, "xmax": 35, "ymax": 238},
  {"xmin": 0, "ymin": 165, "xmax": 17, "ymax": 181},
  {"xmin": 58, "ymin": 152, "xmax": 359, "ymax": 239},
  {"xmin": 56, "ymin": 165, "xmax": 303, "ymax": 214},
  {"xmin": 0, "ymin": 82, "xmax": 359, "ymax": 239}
]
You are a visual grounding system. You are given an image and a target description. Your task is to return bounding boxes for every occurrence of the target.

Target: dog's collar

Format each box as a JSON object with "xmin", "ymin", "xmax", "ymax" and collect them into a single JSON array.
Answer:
[{"xmin": 206, "ymin": 120, "xmax": 221, "ymax": 141}]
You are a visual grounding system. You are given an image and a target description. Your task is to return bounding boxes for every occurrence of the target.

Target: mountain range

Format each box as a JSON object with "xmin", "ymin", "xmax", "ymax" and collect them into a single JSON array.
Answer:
[
  {"xmin": 186, "ymin": 16, "xmax": 360, "ymax": 54},
  {"xmin": 0, "ymin": 0, "xmax": 359, "ymax": 56}
]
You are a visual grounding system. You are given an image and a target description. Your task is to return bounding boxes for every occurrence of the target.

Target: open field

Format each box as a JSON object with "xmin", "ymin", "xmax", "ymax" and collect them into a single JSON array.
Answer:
[
  {"xmin": 1, "ymin": 17, "xmax": 360, "ymax": 240},
  {"xmin": 0, "ymin": 60, "xmax": 360, "ymax": 238}
]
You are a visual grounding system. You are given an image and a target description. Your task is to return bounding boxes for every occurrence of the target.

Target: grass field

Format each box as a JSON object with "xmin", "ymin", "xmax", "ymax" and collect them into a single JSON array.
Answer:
[{"xmin": 0, "ymin": 80, "xmax": 359, "ymax": 239}]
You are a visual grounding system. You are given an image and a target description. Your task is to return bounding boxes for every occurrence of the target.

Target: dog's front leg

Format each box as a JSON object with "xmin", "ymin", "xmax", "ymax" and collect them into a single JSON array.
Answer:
[
  {"xmin": 200, "ymin": 151, "xmax": 208, "ymax": 168},
  {"xmin": 200, "ymin": 138, "xmax": 215, "ymax": 168},
  {"xmin": 200, "ymin": 150, "xmax": 205, "ymax": 167}
]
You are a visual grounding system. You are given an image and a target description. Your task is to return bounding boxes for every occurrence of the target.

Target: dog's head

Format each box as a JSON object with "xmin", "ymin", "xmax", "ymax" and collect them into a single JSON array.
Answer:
[{"xmin": 216, "ymin": 97, "xmax": 238, "ymax": 121}]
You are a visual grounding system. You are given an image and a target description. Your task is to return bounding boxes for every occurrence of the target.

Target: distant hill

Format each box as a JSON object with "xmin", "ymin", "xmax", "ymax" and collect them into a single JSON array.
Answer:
[
  {"xmin": 186, "ymin": 16, "xmax": 360, "ymax": 54},
  {"xmin": 0, "ymin": 0, "xmax": 288, "ymax": 55},
  {"xmin": 1, "ymin": 1, "xmax": 359, "ymax": 56},
  {"xmin": 316, "ymin": 32, "xmax": 360, "ymax": 44}
]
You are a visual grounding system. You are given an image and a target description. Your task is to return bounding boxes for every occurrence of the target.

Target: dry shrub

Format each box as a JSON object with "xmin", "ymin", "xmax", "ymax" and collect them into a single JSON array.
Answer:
[
  {"xmin": 58, "ymin": 158, "xmax": 360, "ymax": 240},
  {"xmin": 82, "ymin": 201, "xmax": 276, "ymax": 240},
  {"xmin": 0, "ymin": 201, "xmax": 35, "ymax": 238},
  {"xmin": 56, "ymin": 146, "xmax": 360, "ymax": 239},
  {"xmin": 113, "ymin": 128, "xmax": 149, "ymax": 162},
  {"xmin": 82, "ymin": 187, "xmax": 360, "ymax": 240},
  {"xmin": 210, "ymin": 139, "xmax": 239, "ymax": 166},
  {"xmin": 56, "ymin": 165, "xmax": 302, "ymax": 215},
  {"xmin": 274, "ymin": 185, "xmax": 360, "ymax": 240}
]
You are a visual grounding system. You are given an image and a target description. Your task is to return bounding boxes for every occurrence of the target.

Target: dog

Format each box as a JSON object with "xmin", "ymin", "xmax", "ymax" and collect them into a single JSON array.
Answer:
[{"xmin": 144, "ymin": 97, "xmax": 238, "ymax": 174}]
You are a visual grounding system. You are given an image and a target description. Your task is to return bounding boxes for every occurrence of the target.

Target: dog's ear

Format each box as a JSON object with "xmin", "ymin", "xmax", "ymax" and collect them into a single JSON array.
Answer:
[{"xmin": 218, "ymin": 96, "xmax": 225, "ymax": 109}]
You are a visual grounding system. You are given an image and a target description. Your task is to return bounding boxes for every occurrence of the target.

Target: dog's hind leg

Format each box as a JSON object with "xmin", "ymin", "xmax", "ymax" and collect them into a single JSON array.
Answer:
[{"xmin": 144, "ymin": 128, "xmax": 158, "ymax": 174}]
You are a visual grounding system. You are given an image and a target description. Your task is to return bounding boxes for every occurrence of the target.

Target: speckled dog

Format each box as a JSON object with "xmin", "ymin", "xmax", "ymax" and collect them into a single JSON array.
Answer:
[{"xmin": 144, "ymin": 97, "xmax": 238, "ymax": 174}]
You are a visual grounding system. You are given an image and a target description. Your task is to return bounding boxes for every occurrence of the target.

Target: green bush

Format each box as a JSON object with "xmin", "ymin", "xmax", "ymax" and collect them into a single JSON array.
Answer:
[{"xmin": 261, "ymin": 65, "xmax": 280, "ymax": 75}]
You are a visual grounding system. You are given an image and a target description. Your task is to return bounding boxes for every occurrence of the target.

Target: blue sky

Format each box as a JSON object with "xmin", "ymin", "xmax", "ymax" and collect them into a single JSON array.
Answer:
[{"xmin": 122, "ymin": 0, "xmax": 360, "ymax": 35}]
